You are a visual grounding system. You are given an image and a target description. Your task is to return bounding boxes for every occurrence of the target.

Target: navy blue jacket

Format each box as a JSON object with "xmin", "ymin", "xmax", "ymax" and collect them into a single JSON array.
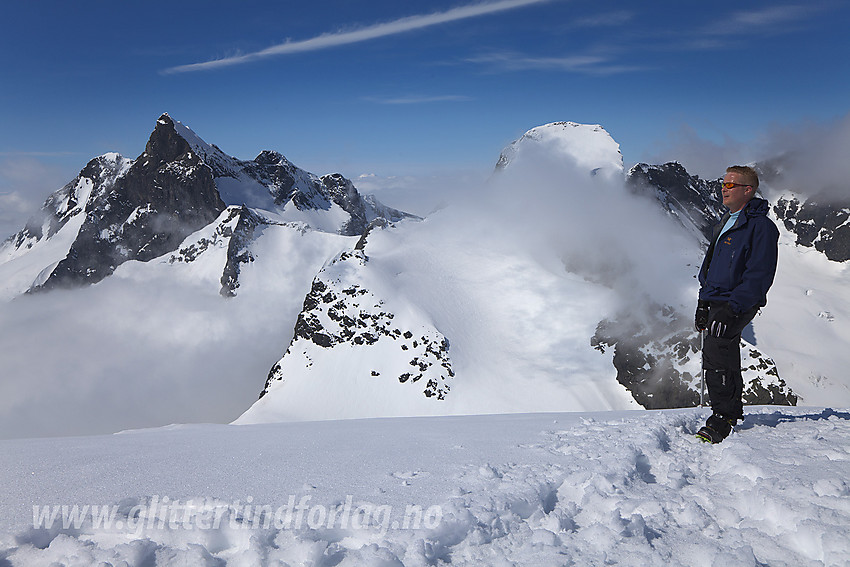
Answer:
[{"xmin": 698, "ymin": 197, "xmax": 779, "ymax": 314}]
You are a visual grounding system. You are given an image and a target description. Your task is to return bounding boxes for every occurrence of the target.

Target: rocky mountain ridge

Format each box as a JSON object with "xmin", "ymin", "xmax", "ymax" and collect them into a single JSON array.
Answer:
[
  {"xmin": 626, "ymin": 161, "xmax": 726, "ymax": 243},
  {"xmin": 0, "ymin": 114, "xmax": 413, "ymax": 297}
]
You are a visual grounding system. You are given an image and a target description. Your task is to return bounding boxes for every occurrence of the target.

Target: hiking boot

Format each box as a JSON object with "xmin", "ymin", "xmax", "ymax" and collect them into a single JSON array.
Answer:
[{"xmin": 696, "ymin": 413, "xmax": 736, "ymax": 444}]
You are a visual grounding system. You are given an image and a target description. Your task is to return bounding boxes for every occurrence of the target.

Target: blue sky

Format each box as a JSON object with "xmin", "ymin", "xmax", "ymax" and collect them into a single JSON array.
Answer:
[{"xmin": 1, "ymin": 0, "xmax": 849, "ymax": 233}]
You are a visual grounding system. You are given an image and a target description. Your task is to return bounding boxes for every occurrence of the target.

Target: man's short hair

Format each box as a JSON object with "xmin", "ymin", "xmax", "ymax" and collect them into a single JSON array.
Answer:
[{"xmin": 726, "ymin": 165, "xmax": 759, "ymax": 188}]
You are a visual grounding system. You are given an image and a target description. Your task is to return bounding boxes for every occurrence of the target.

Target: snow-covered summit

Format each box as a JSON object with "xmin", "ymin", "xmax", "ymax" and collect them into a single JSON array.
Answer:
[
  {"xmin": 0, "ymin": 115, "xmax": 414, "ymax": 297},
  {"xmin": 495, "ymin": 121, "xmax": 623, "ymax": 176}
]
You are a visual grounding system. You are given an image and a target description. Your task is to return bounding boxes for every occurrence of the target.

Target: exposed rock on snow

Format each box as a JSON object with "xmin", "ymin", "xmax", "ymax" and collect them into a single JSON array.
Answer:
[
  {"xmin": 592, "ymin": 306, "xmax": 797, "ymax": 410},
  {"xmin": 219, "ymin": 206, "xmax": 267, "ymax": 297},
  {"xmin": 0, "ymin": 153, "xmax": 133, "ymax": 296},
  {"xmin": 1, "ymin": 153, "xmax": 131, "ymax": 255},
  {"xmin": 249, "ymin": 245, "xmax": 453, "ymax": 420},
  {"xmin": 774, "ymin": 193, "xmax": 850, "ymax": 262}
]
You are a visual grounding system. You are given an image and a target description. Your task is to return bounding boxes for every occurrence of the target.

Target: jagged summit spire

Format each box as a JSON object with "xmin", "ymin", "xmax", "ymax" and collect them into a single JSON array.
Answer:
[
  {"xmin": 145, "ymin": 113, "xmax": 194, "ymax": 165},
  {"xmin": 254, "ymin": 150, "xmax": 287, "ymax": 165}
]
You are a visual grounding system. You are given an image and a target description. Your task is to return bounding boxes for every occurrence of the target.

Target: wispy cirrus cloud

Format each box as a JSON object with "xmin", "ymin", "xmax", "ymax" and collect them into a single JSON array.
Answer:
[
  {"xmin": 702, "ymin": 4, "xmax": 813, "ymax": 35},
  {"xmin": 466, "ymin": 52, "xmax": 647, "ymax": 75},
  {"xmin": 570, "ymin": 10, "xmax": 634, "ymax": 28},
  {"xmin": 565, "ymin": 4, "xmax": 829, "ymax": 59},
  {"xmin": 689, "ymin": 3, "xmax": 825, "ymax": 49},
  {"xmin": 163, "ymin": 0, "xmax": 555, "ymax": 74}
]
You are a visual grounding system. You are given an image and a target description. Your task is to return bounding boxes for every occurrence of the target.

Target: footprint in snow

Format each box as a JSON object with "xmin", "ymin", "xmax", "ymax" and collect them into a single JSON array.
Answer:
[{"xmin": 391, "ymin": 470, "xmax": 428, "ymax": 481}]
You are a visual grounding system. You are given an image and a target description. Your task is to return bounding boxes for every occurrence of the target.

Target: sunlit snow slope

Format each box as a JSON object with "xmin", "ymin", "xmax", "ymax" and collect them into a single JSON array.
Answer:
[{"xmin": 2, "ymin": 407, "xmax": 848, "ymax": 566}]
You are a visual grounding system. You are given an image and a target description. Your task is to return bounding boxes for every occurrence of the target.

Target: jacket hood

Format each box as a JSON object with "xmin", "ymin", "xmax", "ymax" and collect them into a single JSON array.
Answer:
[{"xmin": 743, "ymin": 197, "xmax": 770, "ymax": 218}]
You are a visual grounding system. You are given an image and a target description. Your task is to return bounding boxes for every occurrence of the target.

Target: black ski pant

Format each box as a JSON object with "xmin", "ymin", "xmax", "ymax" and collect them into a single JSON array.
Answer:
[{"xmin": 702, "ymin": 302, "xmax": 759, "ymax": 420}]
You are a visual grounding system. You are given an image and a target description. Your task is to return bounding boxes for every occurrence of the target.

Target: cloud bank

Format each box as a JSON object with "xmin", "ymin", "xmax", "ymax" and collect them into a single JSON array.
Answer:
[
  {"xmin": 0, "ymin": 261, "xmax": 313, "ymax": 439},
  {"xmin": 0, "ymin": 156, "xmax": 71, "ymax": 240},
  {"xmin": 646, "ymin": 112, "xmax": 850, "ymax": 201},
  {"xmin": 758, "ymin": 113, "xmax": 850, "ymax": 202}
]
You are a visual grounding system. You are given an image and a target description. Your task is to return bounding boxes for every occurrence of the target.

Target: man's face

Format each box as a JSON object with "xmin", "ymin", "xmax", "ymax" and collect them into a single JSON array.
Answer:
[{"xmin": 721, "ymin": 171, "xmax": 754, "ymax": 213}]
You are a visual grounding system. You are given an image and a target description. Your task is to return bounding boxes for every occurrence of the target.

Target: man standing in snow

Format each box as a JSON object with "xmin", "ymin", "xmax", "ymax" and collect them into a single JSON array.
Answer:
[{"xmin": 694, "ymin": 165, "xmax": 779, "ymax": 443}]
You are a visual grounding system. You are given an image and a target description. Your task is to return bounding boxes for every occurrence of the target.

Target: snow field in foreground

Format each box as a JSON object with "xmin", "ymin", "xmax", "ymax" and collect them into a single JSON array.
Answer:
[{"xmin": 1, "ymin": 407, "xmax": 849, "ymax": 566}]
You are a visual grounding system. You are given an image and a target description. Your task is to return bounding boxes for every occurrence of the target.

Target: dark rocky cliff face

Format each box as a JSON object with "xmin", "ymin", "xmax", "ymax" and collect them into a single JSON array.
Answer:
[
  {"xmin": 36, "ymin": 115, "xmax": 226, "ymax": 290},
  {"xmin": 627, "ymin": 162, "xmax": 726, "ymax": 242},
  {"xmin": 774, "ymin": 196, "xmax": 850, "ymax": 262},
  {"xmin": 219, "ymin": 206, "xmax": 266, "ymax": 298},
  {"xmin": 244, "ymin": 150, "xmax": 315, "ymax": 206},
  {"xmin": 4, "ymin": 154, "xmax": 129, "ymax": 252},
  {"xmin": 592, "ymin": 307, "xmax": 797, "ymax": 410}
]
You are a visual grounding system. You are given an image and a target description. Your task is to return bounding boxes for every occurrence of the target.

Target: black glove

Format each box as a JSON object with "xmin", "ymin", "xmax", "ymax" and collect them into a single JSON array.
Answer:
[
  {"xmin": 694, "ymin": 300, "xmax": 710, "ymax": 332},
  {"xmin": 708, "ymin": 303, "xmax": 736, "ymax": 338}
]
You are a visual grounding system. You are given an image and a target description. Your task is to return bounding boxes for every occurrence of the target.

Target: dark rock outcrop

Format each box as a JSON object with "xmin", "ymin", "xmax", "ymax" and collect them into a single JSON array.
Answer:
[
  {"xmin": 592, "ymin": 306, "xmax": 797, "ymax": 409},
  {"xmin": 220, "ymin": 206, "xmax": 266, "ymax": 297},
  {"xmin": 4, "ymin": 153, "xmax": 130, "ymax": 254},
  {"xmin": 35, "ymin": 114, "xmax": 226, "ymax": 290},
  {"xmin": 627, "ymin": 162, "xmax": 726, "ymax": 243},
  {"xmin": 774, "ymin": 195, "xmax": 850, "ymax": 262},
  {"xmin": 260, "ymin": 249, "xmax": 453, "ymax": 402}
]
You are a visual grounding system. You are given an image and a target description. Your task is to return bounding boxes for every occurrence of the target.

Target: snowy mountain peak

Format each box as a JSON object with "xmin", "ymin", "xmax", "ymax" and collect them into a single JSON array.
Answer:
[
  {"xmin": 0, "ymin": 114, "xmax": 417, "ymax": 297},
  {"xmin": 254, "ymin": 150, "xmax": 287, "ymax": 166},
  {"xmin": 153, "ymin": 113, "xmax": 241, "ymax": 183},
  {"xmin": 165, "ymin": 113, "xmax": 222, "ymax": 161},
  {"xmin": 496, "ymin": 121, "xmax": 623, "ymax": 175},
  {"xmin": 145, "ymin": 113, "xmax": 198, "ymax": 166},
  {"xmin": 29, "ymin": 116, "xmax": 227, "ymax": 290}
]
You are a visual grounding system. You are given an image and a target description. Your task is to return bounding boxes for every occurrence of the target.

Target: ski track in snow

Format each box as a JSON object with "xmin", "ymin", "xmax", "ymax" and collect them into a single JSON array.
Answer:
[{"xmin": 2, "ymin": 407, "xmax": 849, "ymax": 566}]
